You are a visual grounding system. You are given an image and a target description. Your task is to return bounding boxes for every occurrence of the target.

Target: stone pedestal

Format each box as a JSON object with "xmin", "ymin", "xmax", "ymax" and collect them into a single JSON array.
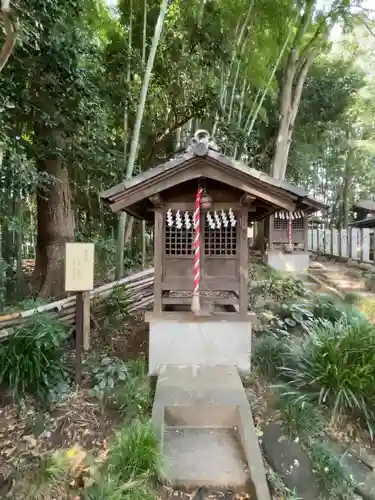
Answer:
[
  {"xmin": 145, "ymin": 311, "xmax": 253, "ymax": 376},
  {"xmin": 264, "ymin": 250, "xmax": 310, "ymax": 273}
]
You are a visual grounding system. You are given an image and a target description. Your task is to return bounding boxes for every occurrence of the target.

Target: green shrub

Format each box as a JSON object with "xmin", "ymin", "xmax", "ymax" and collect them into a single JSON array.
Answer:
[
  {"xmin": 312, "ymin": 294, "xmax": 345, "ymax": 322},
  {"xmin": 266, "ymin": 301, "xmax": 313, "ymax": 336},
  {"xmin": 343, "ymin": 291, "xmax": 361, "ymax": 306},
  {"xmin": 0, "ymin": 315, "xmax": 69, "ymax": 400},
  {"xmin": 276, "ymin": 387, "xmax": 324, "ymax": 440},
  {"xmin": 252, "ymin": 335, "xmax": 289, "ymax": 379},
  {"xmin": 111, "ymin": 361, "xmax": 151, "ymax": 420},
  {"xmin": 108, "ymin": 419, "xmax": 164, "ymax": 482},
  {"xmin": 282, "ymin": 317, "xmax": 375, "ymax": 436},
  {"xmin": 312, "ymin": 294, "xmax": 365, "ymax": 324}
]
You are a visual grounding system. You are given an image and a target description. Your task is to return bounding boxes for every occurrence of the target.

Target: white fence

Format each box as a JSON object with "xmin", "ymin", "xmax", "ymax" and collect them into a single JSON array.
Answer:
[{"xmin": 308, "ymin": 228, "xmax": 374, "ymax": 263}]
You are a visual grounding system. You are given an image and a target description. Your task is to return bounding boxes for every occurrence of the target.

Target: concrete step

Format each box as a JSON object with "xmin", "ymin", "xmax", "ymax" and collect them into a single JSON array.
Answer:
[
  {"xmin": 163, "ymin": 426, "xmax": 249, "ymax": 489},
  {"xmin": 152, "ymin": 365, "xmax": 271, "ymax": 499}
]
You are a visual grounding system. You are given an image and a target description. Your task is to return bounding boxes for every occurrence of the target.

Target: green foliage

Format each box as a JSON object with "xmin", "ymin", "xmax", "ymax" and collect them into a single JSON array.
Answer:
[
  {"xmin": 276, "ymin": 387, "xmax": 324, "ymax": 440},
  {"xmin": 267, "ymin": 470, "xmax": 302, "ymax": 500},
  {"xmin": 265, "ymin": 301, "xmax": 314, "ymax": 336},
  {"xmin": 83, "ymin": 474, "xmax": 156, "ymax": 500},
  {"xmin": 89, "ymin": 356, "xmax": 128, "ymax": 407},
  {"xmin": 104, "ymin": 288, "xmax": 131, "ymax": 319},
  {"xmin": 282, "ymin": 317, "xmax": 375, "ymax": 436},
  {"xmin": 252, "ymin": 334, "xmax": 289, "ymax": 379},
  {"xmin": 108, "ymin": 419, "xmax": 164, "ymax": 482},
  {"xmin": 343, "ymin": 291, "xmax": 361, "ymax": 305},
  {"xmin": 312, "ymin": 294, "xmax": 346, "ymax": 322},
  {"xmin": 111, "ymin": 360, "xmax": 151, "ymax": 420},
  {"xmin": 0, "ymin": 315, "xmax": 69, "ymax": 401},
  {"xmin": 250, "ymin": 271, "xmax": 306, "ymax": 308},
  {"xmin": 308, "ymin": 441, "xmax": 356, "ymax": 500},
  {"xmin": 311, "ymin": 293, "xmax": 365, "ymax": 323}
]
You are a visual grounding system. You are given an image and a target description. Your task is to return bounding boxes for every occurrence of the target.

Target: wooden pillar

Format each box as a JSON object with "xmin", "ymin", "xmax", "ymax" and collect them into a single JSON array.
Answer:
[
  {"xmin": 153, "ymin": 209, "xmax": 163, "ymax": 313},
  {"xmin": 360, "ymin": 227, "xmax": 364, "ymax": 262},
  {"xmin": 348, "ymin": 226, "xmax": 353, "ymax": 260},
  {"xmin": 239, "ymin": 209, "xmax": 249, "ymax": 314},
  {"xmin": 75, "ymin": 292, "xmax": 84, "ymax": 385},
  {"xmin": 303, "ymin": 214, "xmax": 308, "ymax": 252},
  {"xmin": 268, "ymin": 215, "xmax": 273, "ymax": 250},
  {"xmin": 82, "ymin": 291, "xmax": 91, "ymax": 351}
]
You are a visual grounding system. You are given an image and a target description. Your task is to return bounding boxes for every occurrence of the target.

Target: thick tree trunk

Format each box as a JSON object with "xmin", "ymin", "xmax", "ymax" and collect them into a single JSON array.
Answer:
[
  {"xmin": 33, "ymin": 134, "xmax": 75, "ymax": 298},
  {"xmin": 272, "ymin": 53, "xmax": 315, "ymax": 180}
]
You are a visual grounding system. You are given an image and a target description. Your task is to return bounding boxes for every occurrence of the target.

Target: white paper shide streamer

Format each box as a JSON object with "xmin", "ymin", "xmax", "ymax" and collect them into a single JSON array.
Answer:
[
  {"xmin": 206, "ymin": 211, "xmax": 215, "ymax": 229},
  {"xmin": 175, "ymin": 210, "xmax": 182, "ymax": 229},
  {"xmin": 166, "ymin": 209, "xmax": 237, "ymax": 229},
  {"xmin": 214, "ymin": 210, "xmax": 221, "ymax": 229},
  {"xmin": 166, "ymin": 208, "xmax": 174, "ymax": 227},
  {"xmin": 228, "ymin": 208, "xmax": 236, "ymax": 227},
  {"xmin": 184, "ymin": 211, "xmax": 191, "ymax": 229}
]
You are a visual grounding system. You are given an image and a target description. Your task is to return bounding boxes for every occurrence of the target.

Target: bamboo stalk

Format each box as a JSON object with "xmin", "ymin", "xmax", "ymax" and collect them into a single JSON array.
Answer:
[{"xmin": 0, "ymin": 268, "xmax": 155, "ymax": 325}]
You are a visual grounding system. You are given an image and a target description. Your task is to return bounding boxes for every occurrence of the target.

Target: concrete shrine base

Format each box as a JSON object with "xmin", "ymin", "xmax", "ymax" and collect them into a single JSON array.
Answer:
[
  {"xmin": 145, "ymin": 311, "xmax": 253, "ymax": 376},
  {"xmin": 264, "ymin": 249, "xmax": 310, "ymax": 273}
]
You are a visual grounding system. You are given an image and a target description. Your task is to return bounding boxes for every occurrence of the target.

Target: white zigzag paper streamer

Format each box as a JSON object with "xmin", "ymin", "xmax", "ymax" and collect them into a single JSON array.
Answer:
[
  {"xmin": 166, "ymin": 208, "xmax": 174, "ymax": 227},
  {"xmin": 207, "ymin": 211, "xmax": 216, "ymax": 229},
  {"xmin": 214, "ymin": 210, "xmax": 221, "ymax": 229},
  {"xmin": 175, "ymin": 210, "xmax": 182, "ymax": 229},
  {"xmin": 221, "ymin": 209, "xmax": 228, "ymax": 227},
  {"xmin": 184, "ymin": 211, "xmax": 191, "ymax": 229},
  {"xmin": 228, "ymin": 208, "xmax": 236, "ymax": 227},
  {"xmin": 167, "ymin": 209, "xmax": 237, "ymax": 229}
]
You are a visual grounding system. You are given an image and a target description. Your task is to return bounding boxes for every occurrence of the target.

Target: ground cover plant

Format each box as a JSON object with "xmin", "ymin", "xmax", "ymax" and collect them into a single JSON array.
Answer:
[
  {"xmin": 0, "ymin": 287, "xmax": 160, "ymax": 499},
  {"xmin": 251, "ymin": 269, "xmax": 375, "ymax": 499},
  {"xmin": 0, "ymin": 314, "xmax": 70, "ymax": 402}
]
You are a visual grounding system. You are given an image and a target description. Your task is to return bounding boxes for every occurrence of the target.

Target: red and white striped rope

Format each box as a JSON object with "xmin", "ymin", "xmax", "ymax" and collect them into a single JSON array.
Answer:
[
  {"xmin": 193, "ymin": 186, "xmax": 203, "ymax": 297},
  {"xmin": 287, "ymin": 212, "xmax": 292, "ymax": 245}
]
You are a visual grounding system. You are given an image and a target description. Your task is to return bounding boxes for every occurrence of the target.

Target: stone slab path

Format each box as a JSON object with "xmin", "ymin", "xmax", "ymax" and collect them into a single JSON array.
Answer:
[{"xmin": 311, "ymin": 260, "xmax": 375, "ymax": 298}]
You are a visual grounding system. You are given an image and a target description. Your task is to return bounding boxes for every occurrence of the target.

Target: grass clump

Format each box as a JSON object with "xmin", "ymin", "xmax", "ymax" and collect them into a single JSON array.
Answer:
[
  {"xmin": 308, "ymin": 441, "xmax": 356, "ymax": 500},
  {"xmin": 0, "ymin": 314, "xmax": 69, "ymax": 401},
  {"xmin": 85, "ymin": 419, "xmax": 163, "ymax": 500},
  {"xmin": 276, "ymin": 387, "xmax": 324, "ymax": 441},
  {"xmin": 108, "ymin": 419, "xmax": 164, "ymax": 481},
  {"xmin": 111, "ymin": 375, "xmax": 151, "ymax": 420},
  {"xmin": 252, "ymin": 334, "xmax": 289, "ymax": 379},
  {"xmin": 82, "ymin": 475, "xmax": 156, "ymax": 500},
  {"xmin": 282, "ymin": 316, "xmax": 375, "ymax": 436},
  {"xmin": 267, "ymin": 470, "xmax": 302, "ymax": 500}
]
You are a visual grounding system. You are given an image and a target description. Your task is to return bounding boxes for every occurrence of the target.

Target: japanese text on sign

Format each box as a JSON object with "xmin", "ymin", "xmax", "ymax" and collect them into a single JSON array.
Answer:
[{"xmin": 65, "ymin": 243, "xmax": 95, "ymax": 292}]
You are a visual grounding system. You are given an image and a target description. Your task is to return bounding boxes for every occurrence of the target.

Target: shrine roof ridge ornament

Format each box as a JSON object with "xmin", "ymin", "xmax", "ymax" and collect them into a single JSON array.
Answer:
[{"xmin": 184, "ymin": 129, "xmax": 221, "ymax": 157}]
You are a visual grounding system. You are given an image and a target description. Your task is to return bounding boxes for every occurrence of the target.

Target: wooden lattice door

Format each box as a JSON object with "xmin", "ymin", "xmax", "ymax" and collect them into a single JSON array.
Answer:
[{"xmin": 201, "ymin": 209, "xmax": 238, "ymax": 287}]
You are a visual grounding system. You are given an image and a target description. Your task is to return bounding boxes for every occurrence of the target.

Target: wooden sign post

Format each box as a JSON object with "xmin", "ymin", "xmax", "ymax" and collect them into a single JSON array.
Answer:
[{"xmin": 65, "ymin": 242, "xmax": 95, "ymax": 385}]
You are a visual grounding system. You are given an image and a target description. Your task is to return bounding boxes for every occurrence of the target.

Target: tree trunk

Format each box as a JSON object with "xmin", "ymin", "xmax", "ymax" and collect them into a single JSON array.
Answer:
[
  {"xmin": 14, "ymin": 189, "xmax": 24, "ymax": 296},
  {"xmin": 33, "ymin": 131, "xmax": 75, "ymax": 298}
]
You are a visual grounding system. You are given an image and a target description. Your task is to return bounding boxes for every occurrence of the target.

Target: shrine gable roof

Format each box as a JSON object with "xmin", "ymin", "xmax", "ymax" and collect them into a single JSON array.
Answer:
[{"xmin": 100, "ymin": 134, "xmax": 326, "ymax": 221}]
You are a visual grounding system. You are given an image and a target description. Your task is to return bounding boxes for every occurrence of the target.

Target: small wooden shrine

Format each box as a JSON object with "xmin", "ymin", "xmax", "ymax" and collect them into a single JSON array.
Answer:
[
  {"xmin": 265, "ymin": 211, "xmax": 308, "ymax": 252},
  {"xmin": 308, "ymin": 215, "xmax": 324, "ymax": 229},
  {"xmin": 351, "ymin": 199, "xmax": 375, "ymax": 223},
  {"xmin": 101, "ymin": 131, "xmax": 325, "ymax": 314}
]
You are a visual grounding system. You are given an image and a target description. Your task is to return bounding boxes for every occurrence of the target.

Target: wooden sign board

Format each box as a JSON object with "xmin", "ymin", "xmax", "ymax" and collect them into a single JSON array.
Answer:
[{"xmin": 65, "ymin": 243, "xmax": 95, "ymax": 292}]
